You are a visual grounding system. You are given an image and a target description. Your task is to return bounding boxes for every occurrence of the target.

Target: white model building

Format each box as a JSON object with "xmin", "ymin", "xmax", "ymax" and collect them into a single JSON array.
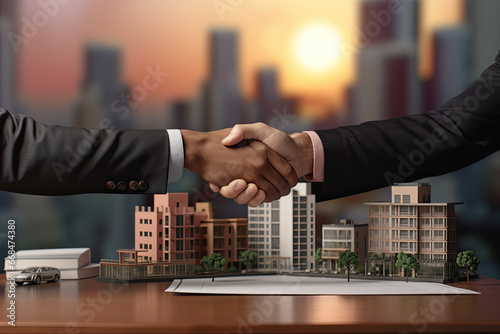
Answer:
[
  {"xmin": 321, "ymin": 219, "xmax": 368, "ymax": 273},
  {"xmin": 248, "ymin": 183, "xmax": 316, "ymax": 271}
]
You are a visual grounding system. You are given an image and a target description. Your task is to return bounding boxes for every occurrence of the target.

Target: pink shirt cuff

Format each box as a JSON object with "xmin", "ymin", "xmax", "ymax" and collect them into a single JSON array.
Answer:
[{"xmin": 303, "ymin": 131, "xmax": 324, "ymax": 182}]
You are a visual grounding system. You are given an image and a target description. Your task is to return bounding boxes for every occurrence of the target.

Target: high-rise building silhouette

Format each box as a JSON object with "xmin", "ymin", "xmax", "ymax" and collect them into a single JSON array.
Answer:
[
  {"xmin": 202, "ymin": 30, "xmax": 243, "ymax": 130},
  {"xmin": 0, "ymin": 0, "xmax": 16, "ymax": 111},
  {"xmin": 430, "ymin": 26, "xmax": 469, "ymax": 108},
  {"xmin": 76, "ymin": 43, "xmax": 133, "ymax": 129},
  {"xmin": 256, "ymin": 67, "xmax": 280, "ymax": 123},
  {"xmin": 466, "ymin": 0, "xmax": 500, "ymax": 80},
  {"xmin": 350, "ymin": 0, "xmax": 421, "ymax": 123}
]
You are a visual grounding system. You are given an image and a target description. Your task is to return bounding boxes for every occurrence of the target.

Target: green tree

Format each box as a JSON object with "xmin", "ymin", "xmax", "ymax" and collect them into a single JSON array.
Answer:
[
  {"xmin": 395, "ymin": 252, "xmax": 420, "ymax": 283},
  {"xmin": 195, "ymin": 265, "xmax": 205, "ymax": 274},
  {"xmin": 315, "ymin": 248, "xmax": 323, "ymax": 264},
  {"xmin": 227, "ymin": 266, "xmax": 238, "ymax": 273},
  {"xmin": 338, "ymin": 250, "xmax": 359, "ymax": 282},
  {"xmin": 457, "ymin": 250, "xmax": 480, "ymax": 285},
  {"xmin": 201, "ymin": 253, "xmax": 227, "ymax": 282},
  {"xmin": 239, "ymin": 250, "xmax": 257, "ymax": 272},
  {"xmin": 355, "ymin": 266, "xmax": 365, "ymax": 275}
]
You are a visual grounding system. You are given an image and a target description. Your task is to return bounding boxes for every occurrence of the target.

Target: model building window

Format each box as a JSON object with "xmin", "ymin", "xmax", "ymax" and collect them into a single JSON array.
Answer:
[
  {"xmin": 140, "ymin": 231, "xmax": 143, "ymax": 236},
  {"xmin": 149, "ymin": 232, "xmax": 152, "ymax": 237},
  {"xmin": 176, "ymin": 253, "xmax": 183, "ymax": 260},
  {"xmin": 433, "ymin": 242, "xmax": 444, "ymax": 250},
  {"xmin": 433, "ymin": 218, "xmax": 444, "ymax": 228},
  {"xmin": 433, "ymin": 206, "xmax": 444, "ymax": 215},
  {"xmin": 271, "ymin": 237, "xmax": 279, "ymax": 249},
  {"xmin": 165, "ymin": 216, "xmax": 169, "ymax": 225},
  {"xmin": 176, "ymin": 216, "xmax": 183, "ymax": 226},
  {"xmin": 159, "ymin": 245, "xmax": 162, "ymax": 250},
  {"xmin": 403, "ymin": 195, "xmax": 411, "ymax": 203},
  {"xmin": 434, "ymin": 230, "xmax": 444, "ymax": 239},
  {"xmin": 271, "ymin": 211, "xmax": 279, "ymax": 222},
  {"xmin": 394, "ymin": 195, "xmax": 401, "ymax": 203},
  {"xmin": 140, "ymin": 244, "xmax": 143, "ymax": 249},
  {"xmin": 165, "ymin": 240, "xmax": 169, "ymax": 250},
  {"xmin": 140, "ymin": 219, "xmax": 143, "ymax": 224},
  {"xmin": 159, "ymin": 219, "xmax": 162, "ymax": 225},
  {"xmin": 176, "ymin": 228, "xmax": 183, "ymax": 238},
  {"xmin": 176, "ymin": 240, "xmax": 183, "ymax": 251},
  {"xmin": 271, "ymin": 224, "xmax": 279, "ymax": 235},
  {"xmin": 149, "ymin": 244, "xmax": 152, "ymax": 249}
]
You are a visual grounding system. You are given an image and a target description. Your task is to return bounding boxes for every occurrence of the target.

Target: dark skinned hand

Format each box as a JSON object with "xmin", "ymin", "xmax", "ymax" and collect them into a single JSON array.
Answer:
[{"xmin": 181, "ymin": 128, "xmax": 298, "ymax": 202}]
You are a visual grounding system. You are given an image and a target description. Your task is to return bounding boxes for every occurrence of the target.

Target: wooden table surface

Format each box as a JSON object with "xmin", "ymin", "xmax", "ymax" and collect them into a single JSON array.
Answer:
[{"xmin": 1, "ymin": 274, "xmax": 499, "ymax": 333}]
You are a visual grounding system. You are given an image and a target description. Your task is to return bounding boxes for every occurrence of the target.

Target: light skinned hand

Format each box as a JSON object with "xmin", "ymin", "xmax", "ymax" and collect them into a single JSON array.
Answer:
[{"xmin": 209, "ymin": 123, "xmax": 313, "ymax": 206}]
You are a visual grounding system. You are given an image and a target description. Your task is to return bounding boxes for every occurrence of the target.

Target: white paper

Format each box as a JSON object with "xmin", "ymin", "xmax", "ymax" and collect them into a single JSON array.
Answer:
[{"xmin": 165, "ymin": 275, "xmax": 479, "ymax": 295}]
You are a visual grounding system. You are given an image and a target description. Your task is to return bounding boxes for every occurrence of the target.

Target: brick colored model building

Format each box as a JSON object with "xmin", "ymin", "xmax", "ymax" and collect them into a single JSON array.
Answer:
[
  {"xmin": 135, "ymin": 194, "xmax": 248, "ymax": 266},
  {"xmin": 135, "ymin": 194, "xmax": 206, "ymax": 262},
  {"xmin": 365, "ymin": 183, "xmax": 460, "ymax": 278},
  {"xmin": 196, "ymin": 203, "xmax": 248, "ymax": 269}
]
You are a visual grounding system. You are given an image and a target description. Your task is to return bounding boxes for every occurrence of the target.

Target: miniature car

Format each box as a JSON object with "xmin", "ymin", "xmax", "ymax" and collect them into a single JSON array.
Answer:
[{"xmin": 14, "ymin": 267, "xmax": 60, "ymax": 285}]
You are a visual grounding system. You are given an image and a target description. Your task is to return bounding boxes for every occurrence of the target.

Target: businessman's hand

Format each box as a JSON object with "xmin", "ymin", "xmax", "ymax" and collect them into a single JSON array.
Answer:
[
  {"xmin": 181, "ymin": 129, "xmax": 298, "ymax": 202},
  {"xmin": 208, "ymin": 123, "xmax": 314, "ymax": 206}
]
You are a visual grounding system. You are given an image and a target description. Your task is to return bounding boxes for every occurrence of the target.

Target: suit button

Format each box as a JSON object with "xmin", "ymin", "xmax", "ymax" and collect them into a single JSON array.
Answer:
[
  {"xmin": 117, "ymin": 181, "xmax": 127, "ymax": 191},
  {"xmin": 129, "ymin": 180, "xmax": 139, "ymax": 191},
  {"xmin": 106, "ymin": 181, "xmax": 116, "ymax": 191},
  {"xmin": 138, "ymin": 180, "xmax": 149, "ymax": 191}
]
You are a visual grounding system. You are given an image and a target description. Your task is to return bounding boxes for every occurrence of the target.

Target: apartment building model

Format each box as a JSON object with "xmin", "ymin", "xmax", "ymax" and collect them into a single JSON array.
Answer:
[
  {"xmin": 135, "ymin": 193, "xmax": 205, "ymax": 262},
  {"xmin": 247, "ymin": 183, "xmax": 316, "ymax": 271},
  {"xmin": 100, "ymin": 193, "xmax": 248, "ymax": 281},
  {"xmin": 195, "ymin": 202, "xmax": 248, "ymax": 269},
  {"xmin": 365, "ymin": 183, "xmax": 459, "ymax": 266},
  {"xmin": 321, "ymin": 219, "xmax": 368, "ymax": 273}
]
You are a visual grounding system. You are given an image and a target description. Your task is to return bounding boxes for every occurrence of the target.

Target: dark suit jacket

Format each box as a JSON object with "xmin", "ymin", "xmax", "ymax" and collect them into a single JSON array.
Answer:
[
  {"xmin": 313, "ymin": 50, "xmax": 500, "ymax": 202},
  {"xmin": 0, "ymin": 109, "xmax": 169, "ymax": 195}
]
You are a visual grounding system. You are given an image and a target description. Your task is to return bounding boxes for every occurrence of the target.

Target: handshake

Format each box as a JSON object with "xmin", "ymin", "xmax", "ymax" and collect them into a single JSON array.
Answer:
[{"xmin": 180, "ymin": 122, "xmax": 315, "ymax": 207}]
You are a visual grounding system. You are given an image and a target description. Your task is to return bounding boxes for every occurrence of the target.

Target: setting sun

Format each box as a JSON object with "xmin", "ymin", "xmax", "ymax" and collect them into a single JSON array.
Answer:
[{"xmin": 292, "ymin": 23, "xmax": 342, "ymax": 72}]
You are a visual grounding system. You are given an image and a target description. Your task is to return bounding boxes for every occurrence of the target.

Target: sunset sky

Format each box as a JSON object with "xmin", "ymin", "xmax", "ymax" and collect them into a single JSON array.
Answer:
[{"xmin": 17, "ymin": 0, "xmax": 463, "ymax": 114}]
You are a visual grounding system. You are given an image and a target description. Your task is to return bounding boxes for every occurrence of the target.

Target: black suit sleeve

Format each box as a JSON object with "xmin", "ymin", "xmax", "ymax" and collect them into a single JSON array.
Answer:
[
  {"xmin": 313, "ymin": 50, "xmax": 500, "ymax": 202},
  {"xmin": 0, "ymin": 108, "xmax": 170, "ymax": 195}
]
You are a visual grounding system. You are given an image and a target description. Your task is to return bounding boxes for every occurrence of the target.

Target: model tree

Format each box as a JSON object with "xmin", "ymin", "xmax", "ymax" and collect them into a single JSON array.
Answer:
[
  {"xmin": 457, "ymin": 250, "xmax": 480, "ymax": 285},
  {"xmin": 239, "ymin": 250, "xmax": 257, "ymax": 272},
  {"xmin": 395, "ymin": 252, "xmax": 420, "ymax": 283},
  {"xmin": 315, "ymin": 248, "xmax": 323, "ymax": 264},
  {"xmin": 201, "ymin": 253, "xmax": 227, "ymax": 282},
  {"xmin": 338, "ymin": 250, "xmax": 359, "ymax": 282}
]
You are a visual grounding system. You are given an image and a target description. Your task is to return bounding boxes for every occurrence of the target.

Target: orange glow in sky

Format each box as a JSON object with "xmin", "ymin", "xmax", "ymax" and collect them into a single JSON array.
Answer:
[{"xmin": 17, "ymin": 0, "xmax": 463, "ymax": 113}]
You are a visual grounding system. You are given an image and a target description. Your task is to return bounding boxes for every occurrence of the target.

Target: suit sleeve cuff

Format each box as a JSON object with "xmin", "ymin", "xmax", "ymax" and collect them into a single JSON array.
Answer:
[
  {"xmin": 303, "ymin": 131, "xmax": 324, "ymax": 182},
  {"xmin": 166, "ymin": 129, "xmax": 184, "ymax": 184}
]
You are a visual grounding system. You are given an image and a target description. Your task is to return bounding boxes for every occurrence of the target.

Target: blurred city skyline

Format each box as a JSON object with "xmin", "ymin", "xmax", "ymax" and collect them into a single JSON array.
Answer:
[{"xmin": 16, "ymin": 0, "xmax": 463, "ymax": 122}]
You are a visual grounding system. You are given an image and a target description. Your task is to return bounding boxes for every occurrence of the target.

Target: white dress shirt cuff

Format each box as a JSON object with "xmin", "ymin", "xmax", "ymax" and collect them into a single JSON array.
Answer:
[{"xmin": 166, "ymin": 129, "xmax": 184, "ymax": 184}]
